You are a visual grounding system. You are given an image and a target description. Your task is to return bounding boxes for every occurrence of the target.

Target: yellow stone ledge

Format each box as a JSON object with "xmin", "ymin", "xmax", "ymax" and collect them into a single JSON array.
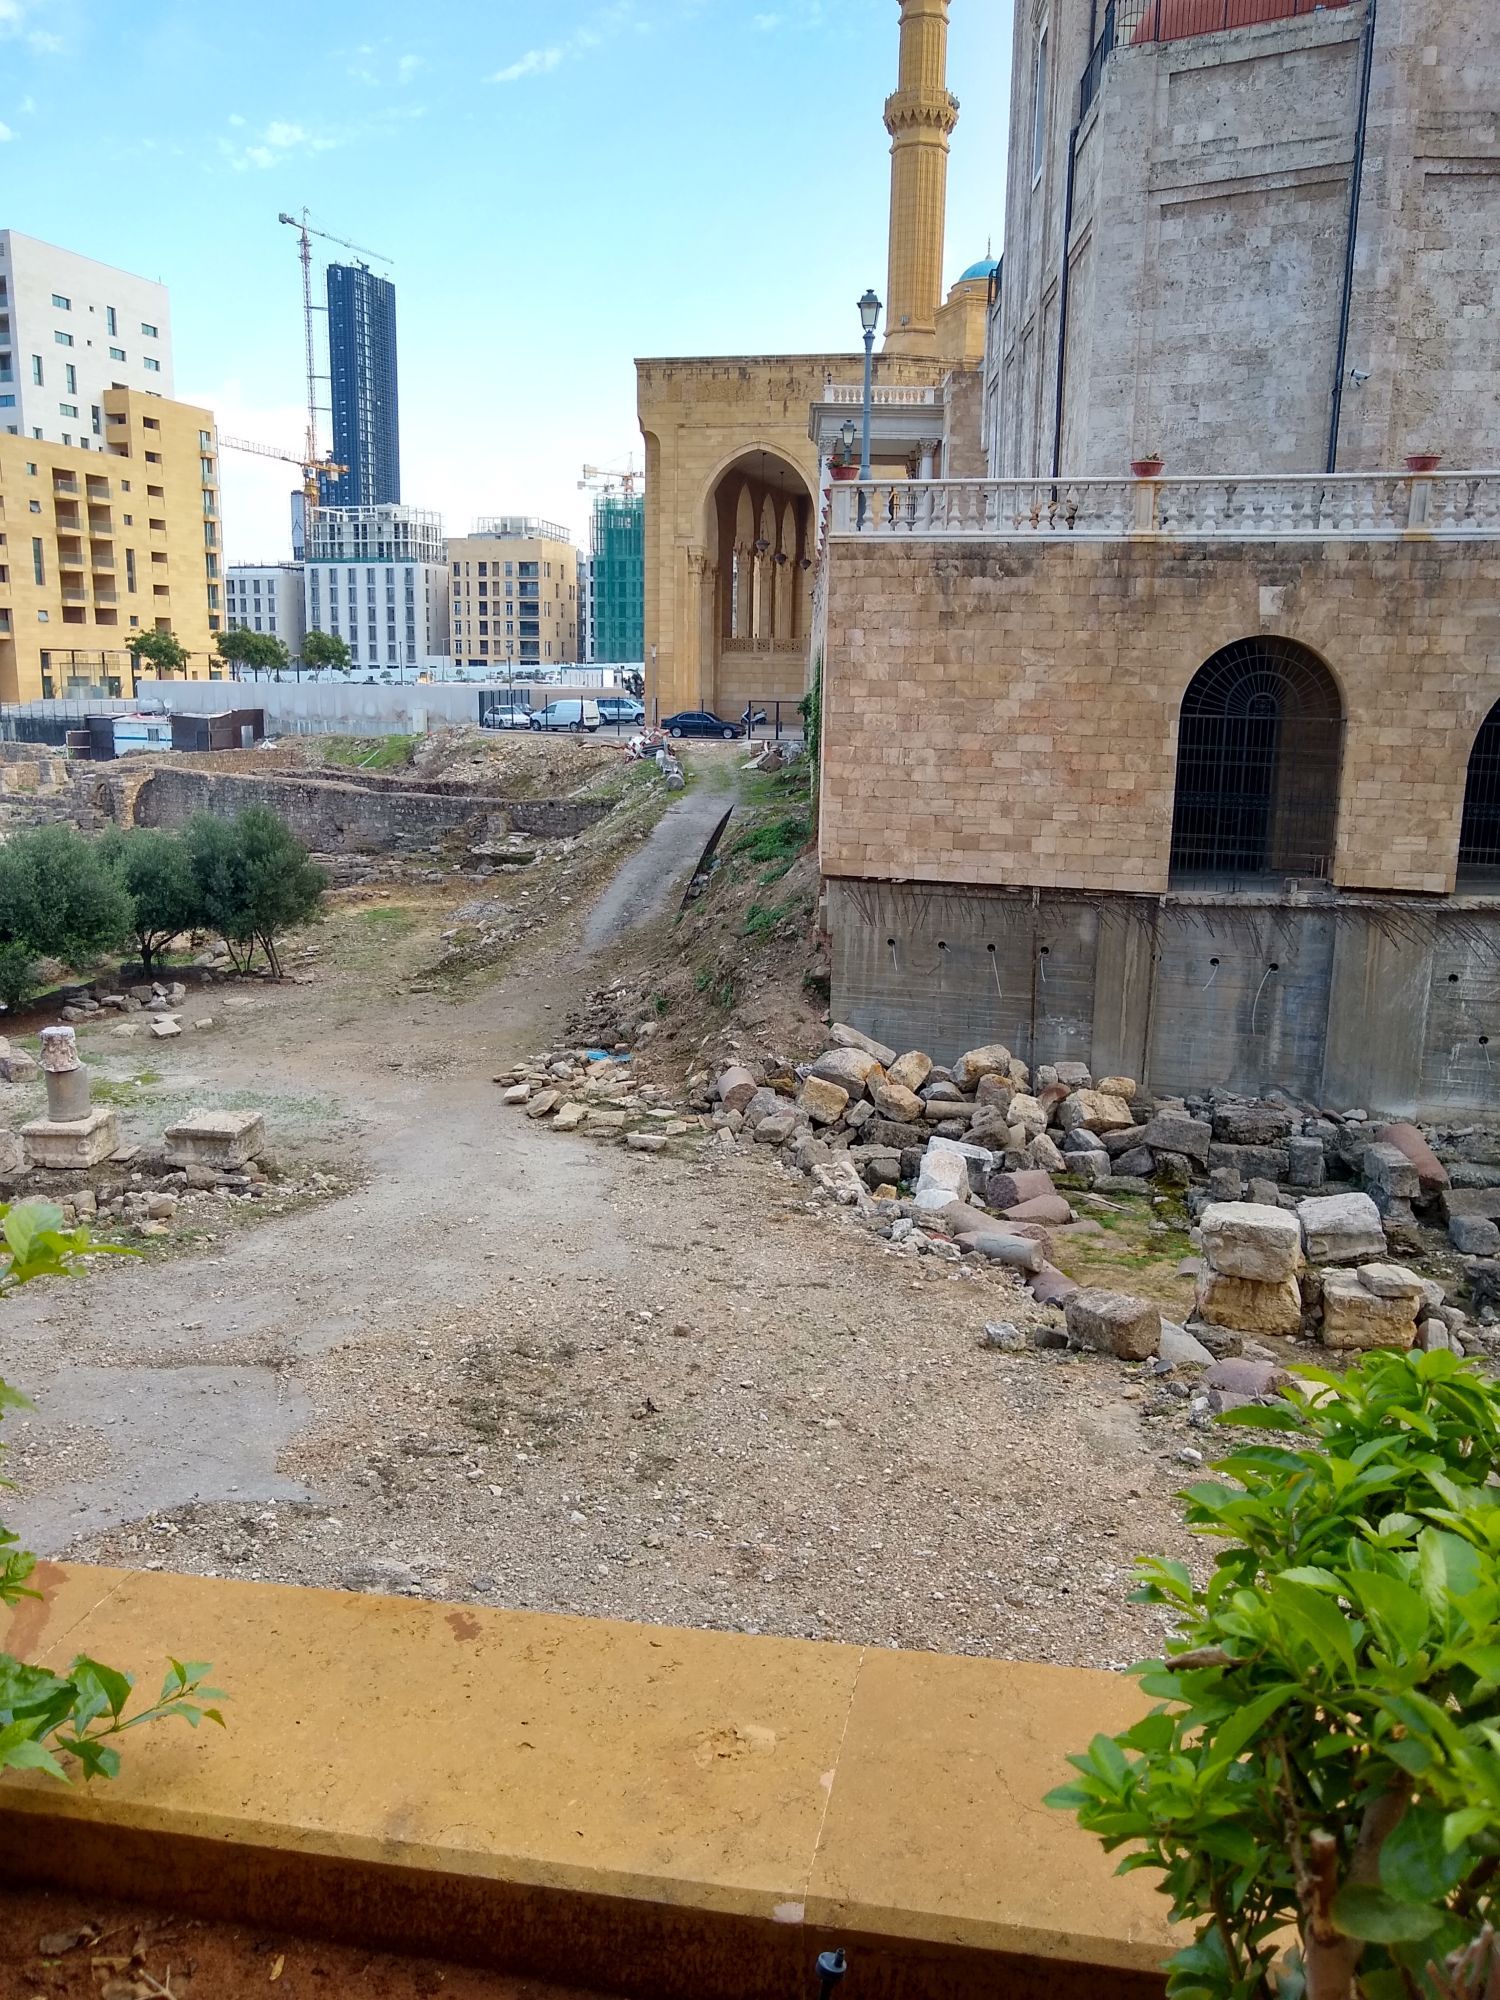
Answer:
[{"xmin": 0, "ymin": 1565, "xmax": 1176, "ymax": 1999}]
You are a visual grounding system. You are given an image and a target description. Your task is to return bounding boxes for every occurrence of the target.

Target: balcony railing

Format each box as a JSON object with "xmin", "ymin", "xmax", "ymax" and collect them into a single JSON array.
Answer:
[
  {"xmin": 1081, "ymin": 0, "xmax": 1355, "ymax": 116},
  {"xmin": 822, "ymin": 383, "xmax": 942, "ymax": 408},
  {"xmin": 827, "ymin": 472, "xmax": 1500, "ymax": 540}
]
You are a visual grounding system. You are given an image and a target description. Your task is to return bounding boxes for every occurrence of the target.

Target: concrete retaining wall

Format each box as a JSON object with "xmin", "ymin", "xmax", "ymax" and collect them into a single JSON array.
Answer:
[
  {"xmin": 827, "ymin": 879, "xmax": 1500, "ymax": 1116},
  {"xmin": 88, "ymin": 765, "xmax": 609, "ymax": 852},
  {"xmin": 125, "ymin": 679, "xmax": 614, "ymax": 736}
]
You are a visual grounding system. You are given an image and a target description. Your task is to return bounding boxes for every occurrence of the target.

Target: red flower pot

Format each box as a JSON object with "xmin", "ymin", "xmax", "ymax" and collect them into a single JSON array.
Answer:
[
  {"xmin": 1405, "ymin": 452, "xmax": 1441, "ymax": 473},
  {"xmin": 1130, "ymin": 457, "xmax": 1164, "ymax": 478}
]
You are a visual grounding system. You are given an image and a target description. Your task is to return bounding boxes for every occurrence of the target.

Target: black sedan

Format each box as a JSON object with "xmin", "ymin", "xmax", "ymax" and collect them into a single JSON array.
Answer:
[{"xmin": 660, "ymin": 709, "xmax": 740, "ymax": 740}]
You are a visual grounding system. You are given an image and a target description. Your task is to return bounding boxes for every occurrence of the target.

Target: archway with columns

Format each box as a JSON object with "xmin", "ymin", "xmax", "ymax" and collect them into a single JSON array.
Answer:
[{"xmin": 699, "ymin": 449, "xmax": 816, "ymax": 721}]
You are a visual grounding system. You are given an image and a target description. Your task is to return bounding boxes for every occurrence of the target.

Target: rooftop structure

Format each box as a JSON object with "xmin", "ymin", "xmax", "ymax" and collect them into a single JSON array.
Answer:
[{"xmin": 307, "ymin": 503, "xmax": 443, "ymax": 566}]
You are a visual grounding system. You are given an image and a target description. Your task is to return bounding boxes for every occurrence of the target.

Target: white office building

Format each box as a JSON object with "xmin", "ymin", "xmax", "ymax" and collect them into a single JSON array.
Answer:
[
  {"xmin": 225, "ymin": 563, "xmax": 308, "ymax": 656},
  {"xmin": 305, "ymin": 504, "xmax": 449, "ymax": 675},
  {"xmin": 0, "ymin": 230, "xmax": 173, "ymax": 450}
]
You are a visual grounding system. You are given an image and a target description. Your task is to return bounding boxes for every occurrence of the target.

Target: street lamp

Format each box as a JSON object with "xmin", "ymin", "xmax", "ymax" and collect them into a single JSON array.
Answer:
[
  {"xmin": 857, "ymin": 288, "xmax": 882, "ymax": 483},
  {"xmin": 840, "ymin": 418, "xmax": 857, "ymax": 459}
]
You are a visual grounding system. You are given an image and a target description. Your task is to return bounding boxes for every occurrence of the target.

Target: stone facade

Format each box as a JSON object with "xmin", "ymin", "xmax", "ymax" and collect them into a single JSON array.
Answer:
[
  {"xmin": 819, "ymin": 536, "xmax": 1500, "ymax": 898},
  {"xmin": 989, "ymin": 0, "xmax": 1500, "ymax": 478}
]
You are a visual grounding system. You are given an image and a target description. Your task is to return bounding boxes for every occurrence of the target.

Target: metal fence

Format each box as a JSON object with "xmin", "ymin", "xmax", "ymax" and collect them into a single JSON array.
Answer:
[
  {"xmin": 476, "ymin": 692, "xmax": 803, "ymax": 743},
  {"xmin": 1081, "ymin": 0, "xmax": 1354, "ymax": 115}
]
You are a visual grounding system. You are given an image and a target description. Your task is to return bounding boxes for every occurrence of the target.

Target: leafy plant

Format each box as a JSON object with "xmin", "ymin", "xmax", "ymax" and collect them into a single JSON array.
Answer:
[
  {"xmin": 183, "ymin": 807, "xmax": 325, "ymax": 978},
  {"xmin": 1047, "ymin": 1349, "xmax": 1500, "ymax": 2000},
  {"xmin": 97, "ymin": 826, "xmax": 203, "ymax": 974},
  {"xmin": 215, "ymin": 629, "xmax": 290, "ymax": 681},
  {"xmin": 0, "ymin": 1200, "xmax": 225, "ymax": 1780},
  {"xmin": 129, "ymin": 630, "xmax": 189, "ymax": 678},
  {"xmin": 301, "ymin": 629, "xmax": 352, "ymax": 675},
  {"xmin": 0, "ymin": 824, "xmax": 133, "ymax": 1005}
]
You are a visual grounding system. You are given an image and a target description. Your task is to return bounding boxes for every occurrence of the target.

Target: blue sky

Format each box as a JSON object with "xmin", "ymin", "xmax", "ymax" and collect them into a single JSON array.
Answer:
[{"xmin": 1, "ymin": 0, "xmax": 1012, "ymax": 560}]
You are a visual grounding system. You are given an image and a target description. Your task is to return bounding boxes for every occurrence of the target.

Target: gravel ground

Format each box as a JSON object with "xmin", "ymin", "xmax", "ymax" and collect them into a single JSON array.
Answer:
[{"xmin": 2, "ymin": 755, "xmax": 1205, "ymax": 1671}]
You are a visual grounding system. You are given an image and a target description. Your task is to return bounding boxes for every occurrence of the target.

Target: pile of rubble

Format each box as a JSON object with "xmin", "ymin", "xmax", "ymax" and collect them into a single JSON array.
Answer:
[{"xmin": 494, "ymin": 1044, "xmax": 690, "ymax": 1148}]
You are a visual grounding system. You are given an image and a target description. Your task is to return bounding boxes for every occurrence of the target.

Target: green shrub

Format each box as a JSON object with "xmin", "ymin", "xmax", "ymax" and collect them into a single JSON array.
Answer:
[
  {"xmin": 1048, "ymin": 1348, "xmax": 1500, "ymax": 2000},
  {"xmin": 98, "ymin": 826, "xmax": 203, "ymax": 974},
  {"xmin": 183, "ymin": 808, "xmax": 325, "ymax": 978}
]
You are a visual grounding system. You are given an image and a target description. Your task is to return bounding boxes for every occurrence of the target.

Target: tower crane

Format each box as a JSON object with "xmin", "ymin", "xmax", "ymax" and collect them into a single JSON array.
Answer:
[
  {"xmin": 275, "ymin": 209, "xmax": 392, "ymax": 476},
  {"xmin": 219, "ymin": 435, "xmax": 347, "ymax": 511},
  {"xmin": 579, "ymin": 458, "xmax": 642, "ymax": 498}
]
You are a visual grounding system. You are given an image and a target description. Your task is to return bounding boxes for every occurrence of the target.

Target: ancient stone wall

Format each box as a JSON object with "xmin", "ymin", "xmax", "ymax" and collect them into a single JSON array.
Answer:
[
  {"xmin": 818, "ymin": 535, "xmax": 1500, "ymax": 897},
  {"xmin": 93, "ymin": 766, "xmax": 608, "ymax": 851}
]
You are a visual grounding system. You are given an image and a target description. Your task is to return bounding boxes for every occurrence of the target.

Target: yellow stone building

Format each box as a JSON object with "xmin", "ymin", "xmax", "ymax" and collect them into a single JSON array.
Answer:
[
  {"xmin": 447, "ymin": 520, "xmax": 580, "ymax": 673},
  {"xmin": 637, "ymin": 0, "xmax": 989, "ymax": 723},
  {"xmin": 0, "ymin": 387, "xmax": 223, "ymax": 701}
]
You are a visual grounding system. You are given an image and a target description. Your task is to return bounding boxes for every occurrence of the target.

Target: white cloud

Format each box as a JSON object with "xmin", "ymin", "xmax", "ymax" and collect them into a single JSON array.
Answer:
[
  {"xmin": 0, "ymin": 121, "xmax": 12, "ymax": 141},
  {"xmin": 19, "ymin": 93, "xmax": 35, "ymax": 112},
  {"xmin": 219, "ymin": 116, "xmax": 352, "ymax": 171},
  {"xmin": 492, "ymin": 44, "xmax": 563, "ymax": 83},
  {"xmin": 0, "ymin": 0, "xmax": 65, "ymax": 52},
  {"xmin": 752, "ymin": 11, "xmax": 783, "ymax": 27},
  {"xmin": 397, "ymin": 52, "xmax": 423, "ymax": 79},
  {"xmin": 227, "ymin": 112, "xmax": 246, "ymax": 127}
]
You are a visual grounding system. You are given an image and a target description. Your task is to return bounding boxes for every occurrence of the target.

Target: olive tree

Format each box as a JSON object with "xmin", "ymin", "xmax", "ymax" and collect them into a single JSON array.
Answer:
[{"xmin": 183, "ymin": 807, "xmax": 325, "ymax": 978}]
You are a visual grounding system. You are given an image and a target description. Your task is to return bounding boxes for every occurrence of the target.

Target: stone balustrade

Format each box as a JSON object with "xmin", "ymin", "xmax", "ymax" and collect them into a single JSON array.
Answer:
[
  {"xmin": 821, "ymin": 382, "xmax": 943, "ymax": 407},
  {"xmin": 828, "ymin": 470, "xmax": 1500, "ymax": 539}
]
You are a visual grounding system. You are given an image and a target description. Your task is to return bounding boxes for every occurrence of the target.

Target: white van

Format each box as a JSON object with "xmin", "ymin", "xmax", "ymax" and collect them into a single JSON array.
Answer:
[{"xmin": 530, "ymin": 698, "xmax": 601, "ymax": 733}]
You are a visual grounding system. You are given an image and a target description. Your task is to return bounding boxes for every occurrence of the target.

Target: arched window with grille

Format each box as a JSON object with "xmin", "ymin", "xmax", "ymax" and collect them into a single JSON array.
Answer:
[
  {"xmin": 1458, "ymin": 699, "xmax": 1500, "ymax": 889},
  {"xmin": 1169, "ymin": 637, "xmax": 1344, "ymax": 888}
]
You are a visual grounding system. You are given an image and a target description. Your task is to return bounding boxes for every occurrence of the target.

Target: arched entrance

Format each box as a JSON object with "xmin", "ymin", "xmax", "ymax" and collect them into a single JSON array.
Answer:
[
  {"xmin": 702, "ymin": 450, "xmax": 815, "ymax": 721},
  {"xmin": 1459, "ymin": 698, "xmax": 1500, "ymax": 889},
  {"xmin": 1168, "ymin": 637, "xmax": 1344, "ymax": 887}
]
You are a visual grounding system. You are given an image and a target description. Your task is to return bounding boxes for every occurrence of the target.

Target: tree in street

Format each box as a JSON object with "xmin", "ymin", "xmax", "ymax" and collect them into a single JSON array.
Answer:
[
  {"xmin": 129, "ymin": 630, "xmax": 189, "ymax": 680},
  {"xmin": 301, "ymin": 630, "xmax": 351, "ymax": 676}
]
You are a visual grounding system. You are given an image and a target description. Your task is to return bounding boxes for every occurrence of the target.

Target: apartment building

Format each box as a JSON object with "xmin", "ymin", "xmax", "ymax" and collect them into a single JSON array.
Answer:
[
  {"xmin": 0, "ymin": 388, "xmax": 222, "ymax": 700},
  {"xmin": 0, "ymin": 231, "xmax": 173, "ymax": 453},
  {"xmin": 225, "ymin": 562, "xmax": 308, "ymax": 657},
  {"xmin": 446, "ymin": 518, "xmax": 579, "ymax": 673},
  {"xmin": 304, "ymin": 503, "xmax": 449, "ymax": 675}
]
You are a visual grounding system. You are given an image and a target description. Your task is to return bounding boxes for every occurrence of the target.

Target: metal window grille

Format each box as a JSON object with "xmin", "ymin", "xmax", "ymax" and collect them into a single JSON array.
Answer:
[
  {"xmin": 1080, "ymin": 0, "xmax": 1353, "ymax": 117},
  {"xmin": 1168, "ymin": 637, "xmax": 1344, "ymax": 889},
  {"xmin": 1458, "ymin": 703, "xmax": 1500, "ymax": 887}
]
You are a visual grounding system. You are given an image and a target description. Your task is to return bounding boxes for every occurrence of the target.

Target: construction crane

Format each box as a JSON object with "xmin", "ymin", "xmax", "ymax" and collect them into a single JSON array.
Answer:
[
  {"xmin": 219, "ymin": 434, "xmax": 347, "ymax": 511},
  {"xmin": 276, "ymin": 209, "xmax": 392, "ymax": 476},
  {"xmin": 579, "ymin": 458, "xmax": 642, "ymax": 498}
]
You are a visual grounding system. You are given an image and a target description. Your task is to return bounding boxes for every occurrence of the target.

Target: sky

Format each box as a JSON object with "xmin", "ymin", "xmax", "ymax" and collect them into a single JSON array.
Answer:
[{"xmin": 1, "ymin": 0, "xmax": 1013, "ymax": 563}]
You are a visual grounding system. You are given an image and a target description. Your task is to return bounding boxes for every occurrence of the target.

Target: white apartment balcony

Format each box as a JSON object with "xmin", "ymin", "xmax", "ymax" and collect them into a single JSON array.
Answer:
[{"xmin": 809, "ymin": 382, "xmax": 946, "ymax": 469}]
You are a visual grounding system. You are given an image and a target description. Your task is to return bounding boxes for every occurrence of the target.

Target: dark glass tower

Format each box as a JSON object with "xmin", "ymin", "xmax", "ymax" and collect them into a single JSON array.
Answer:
[{"xmin": 321, "ymin": 262, "xmax": 400, "ymax": 508}]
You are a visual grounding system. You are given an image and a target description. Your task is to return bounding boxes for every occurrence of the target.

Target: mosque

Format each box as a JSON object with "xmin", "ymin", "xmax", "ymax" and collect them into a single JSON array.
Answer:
[{"xmin": 636, "ymin": 0, "xmax": 990, "ymax": 724}]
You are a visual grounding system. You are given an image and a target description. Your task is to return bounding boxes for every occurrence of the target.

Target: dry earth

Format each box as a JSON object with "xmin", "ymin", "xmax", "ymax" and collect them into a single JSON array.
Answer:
[{"xmin": 1, "ymin": 745, "xmax": 1203, "ymax": 1671}]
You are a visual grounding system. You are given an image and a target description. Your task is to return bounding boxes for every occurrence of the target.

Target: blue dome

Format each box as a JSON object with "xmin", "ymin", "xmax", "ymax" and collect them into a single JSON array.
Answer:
[{"xmin": 958, "ymin": 256, "xmax": 999, "ymax": 283}]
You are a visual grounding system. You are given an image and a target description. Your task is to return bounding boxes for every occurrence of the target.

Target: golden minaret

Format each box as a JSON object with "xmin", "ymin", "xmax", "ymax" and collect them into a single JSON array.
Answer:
[{"xmin": 883, "ymin": 0, "xmax": 960, "ymax": 356}]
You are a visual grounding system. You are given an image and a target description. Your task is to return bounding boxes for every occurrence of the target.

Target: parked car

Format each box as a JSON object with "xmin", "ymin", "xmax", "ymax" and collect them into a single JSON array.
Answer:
[
  {"xmin": 597, "ymin": 696, "xmax": 646, "ymax": 726},
  {"xmin": 530, "ymin": 698, "xmax": 602, "ymax": 733},
  {"xmin": 482, "ymin": 700, "xmax": 533, "ymax": 730},
  {"xmin": 660, "ymin": 709, "xmax": 739, "ymax": 740}
]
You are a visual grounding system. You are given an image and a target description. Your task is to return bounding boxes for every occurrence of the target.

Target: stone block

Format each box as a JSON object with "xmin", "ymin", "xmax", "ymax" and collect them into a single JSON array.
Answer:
[
  {"xmin": 921, "ymin": 1097, "xmax": 969, "ymax": 1123},
  {"xmin": 799, "ymin": 1075, "xmax": 850, "ymax": 1127},
  {"xmin": 22, "ymin": 1106, "xmax": 120, "ymax": 1169},
  {"xmin": 975, "ymin": 1075, "xmax": 1014, "ymax": 1112},
  {"xmin": 585, "ymin": 1109, "xmax": 627, "ymax": 1132},
  {"xmin": 1007, "ymin": 1093, "xmax": 1047, "ymax": 1138},
  {"xmin": 951, "ymin": 1043, "xmax": 1012, "ymax": 1090},
  {"xmin": 1113, "ymin": 1146, "xmax": 1156, "ymax": 1178},
  {"xmin": 1285, "ymin": 1136, "xmax": 1326, "ymax": 1189},
  {"xmin": 754, "ymin": 1111, "xmax": 802, "ymax": 1147},
  {"xmin": 1102, "ymin": 1125, "xmax": 1150, "ymax": 1156},
  {"xmin": 1200, "ymin": 1201, "xmax": 1303, "ymax": 1282},
  {"xmin": 1056, "ymin": 1091, "xmax": 1136, "ymax": 1135},
  {"xmin": 1212, "ymin": 1105, "xmax": 1294, "ymax": 1145},
  {"xmin": 1450, "ymin": 1214, "xmax": 1500, "ymax": 1256},
  {"xmin": 714, "ymin": 1066, "xmax": 759, "ymax": 1114},
  {"xmin": 828, "ymin": 1022, "xmax": 897, "ymax": 1066},
  {"xmin": 554, "ymin": 1103, "xmax": 587, "ymax": 1133},
  {"xmin": 1373, "ymin": 1122, "xmax": 1449, "ymax": 1196},
  {"xmin": 885, "ymin": 1051, "xmax": 932, "ymax": 1094},
  {"xmin": 0, "ymin": 1049, "xmax": 37, "ymax": 1084},
  {"xmin": 1204, "ymin": 1357, "xmax": 1292, "ymax": 1398},
  {"xmin": 1065, "ymin": 1288, "xmax": 1161, "ymax": 1360},
  {"xmin": 1195, "ymin": 1271, "xmax": 1304, "ymax": 1337},
  {"xmin": 1139, "ymin": 1113, "xmax": 1211, "ymax": 1166},
  {"xmin": 1355, "ymin": 1261, "xmax": 1425, "ymax": 1302},
  {"xmin": 985, "ymin": 1168, "xmax": 1055, "ymax": 1211},
  {"xmin": 810, "ymin": 1048, "xmax": 884, "ymax": 1096},
  {"xmin": 1363, "ymin": 1143, "xmax": 1420, "ymax": 1204},
  {"xmin": 1158, "ymin": 1322, "xmax": 1214, "ymax": 1368},
  {"xmin": 913, "ymin": 1145, "xmax": 971, "ymax": 1212},
  {"xmin": 1208, "ymin": 1165, "xmax": 1243, "ymax": 1202},
  {"xmin": 1060, "ymin": 1126, "xmax": 1107, "ymax": 1158},
  {"xmin": 1208, "ymin": 1142, "xmax": 1291, "ymax": 1182},
  {"xmin": 1440, "ymin": 1186, "xmax": 1500, "ymax": 1224},
  {"xmin": 1297, "ymin": 1191, "xmax": 1386, "ymax": 1265},
  {"xmin": 0, "ymin": 1128, "xmax": 20, "ymax": 1175},
  {"xmin": 1320, "ymin": 1268, "xmax": 1420, "ymax": 1351},
  {"xmin": 864, "ymin": 1117, "xmax": 929, "ymax": 1152},
  {"xmin": 1030, "ymin": 1263, "xmax": 1079, "ymax": 1306},
  {"xmin": 525, "ymin": 1090, "xmax": 560, "ymax": 1121},
  {"xmin": 741, "ymin": 1088, "xmax": 783, "ymax": 1130},
  {"xmin": 874, "ymin": 1082, "xmax": 925, "ymax": 1123},
  {"xmin": 1026, "ymin": 1132, "xmax": 1067, "ymax": 1174},
  {"xmin": 967, "ymin": 1106, "xmax": 1014, "ymax": 1149},
  {"xmin": 163, "ymin": 1108, "xmax": 266, "ymax": 1169},
  {"xmin": 1054, "ymin": 1061, "xmax": 1092, "ymax": 1089},
  {"xmin": 1095, "ymin": 1075, "xmax": 1137, "ymax": 1102},
  {"xmin": 1004, "ymin": 1194, "xmax": 1073, "ymax": 1226},
  {"xmin": 965, "ymin": 1230, "xmax": 1045, "ymax": 1273}
]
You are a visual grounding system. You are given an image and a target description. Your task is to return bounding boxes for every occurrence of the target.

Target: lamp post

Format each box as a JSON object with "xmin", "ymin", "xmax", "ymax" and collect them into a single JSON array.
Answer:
[{"xmin": 857, "ymin": 288, "xmax": 882, "ymax": 483}]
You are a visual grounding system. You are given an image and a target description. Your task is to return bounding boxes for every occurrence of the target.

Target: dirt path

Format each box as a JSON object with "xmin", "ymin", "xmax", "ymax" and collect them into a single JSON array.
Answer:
[
  {"xmin": 582, "ymin": 771, "xmax": 734, "ymax": 950},
  {"xmin": 1, "ymin": 751, "xmax": 1198, "ymax": 1669}
]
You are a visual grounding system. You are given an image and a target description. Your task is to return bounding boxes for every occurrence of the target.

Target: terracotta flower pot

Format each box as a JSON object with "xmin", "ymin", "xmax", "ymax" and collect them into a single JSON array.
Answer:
[
  {"xmin": 829, "ymin": 463, "xmax": 859, "ymax": 482},
  {"xmin": 1405, "ymin": 452, "xmax": 1441, "ymax": 473},
  {"xmin": 1130, "ymin": 457, "xmax": 1164, "ymax": 478}
]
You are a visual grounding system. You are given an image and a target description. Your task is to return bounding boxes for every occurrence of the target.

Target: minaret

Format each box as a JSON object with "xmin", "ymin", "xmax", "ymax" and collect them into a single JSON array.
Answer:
[{"xmin": 883, "ymin": 0, "xmax": 959, "ymax": 356}]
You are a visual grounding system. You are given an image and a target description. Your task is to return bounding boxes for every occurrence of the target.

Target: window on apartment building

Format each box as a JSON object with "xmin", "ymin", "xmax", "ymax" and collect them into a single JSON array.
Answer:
[
  {"xmin": 109, "ymin": 346, "xmax": 125, "ymax": 362},
  {"xmin": 30, "ymin": 356, "xmax": 42, "ymax": 386},
  {"xmin": 1169, "ymin": 638, "xmax": 1343, "ymax": 889},
  {"xmin": 64, "ymin": 364, "xmax": 76, "ymax": 395},
  {"xmin": 143, "ymin": 357, "xmax": 160, "ymax": 373},
  {"xmin": 145, "ymin": 451, "xmax": 161, "ymax": 464},
  {"xmin": 36, "ymin": 610, "xmax": 48, "ymax": 624},
  {"xmin": 0, "ymin": 396, "xmax": 13, "ymax": 409},
  {"xmin": 51, "ymin": 294, "xmax": 70, "ymax": 310},
  {"xmin": 125, "ymin": 549, "xmax": 136, "ymax": 593},
  {"xmin": 142, "ymin": 416, "xmax": 159, "ymax": 430},
  {"xmin": 200, "ymin": 457, "xmax": 214, "ymax": 483},
  {"xmin": 1032, "ymin": 18, "xmax": 1048, "ymax": 182},
  {"xmin": 107, "ymin": 307, "xmax": 117, "ymax": 336},
  {"xmin": 55, "ymin": 330, "xmax": 73, "ymax": 347},
  {"xmin": 91, "ymin": 406, "xmax": 102, "ymax": 436},
  {"xmin": 32, "ymin": 538, "xmax": 44, "ymax": 584},
  {"xmin": 142, "ymin": 323, "xmax": 158, "ymax": 339},
  {"xmin": 59, "ymin": 403, "xmax": 77, "ymax": 418},
  {"xmin": 27, "ymin": 499, "xmax": 39, "ymax": 514},
  {"xmin": 199, "ymin": 430, "xmax": 212, "ymax": 450}
]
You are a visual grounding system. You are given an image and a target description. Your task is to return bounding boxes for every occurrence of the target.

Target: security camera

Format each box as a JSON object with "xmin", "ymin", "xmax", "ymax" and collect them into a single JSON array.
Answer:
[{"xmin": 1349, "ymin": 368, "xmax": 1370, "ymax": 387}]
